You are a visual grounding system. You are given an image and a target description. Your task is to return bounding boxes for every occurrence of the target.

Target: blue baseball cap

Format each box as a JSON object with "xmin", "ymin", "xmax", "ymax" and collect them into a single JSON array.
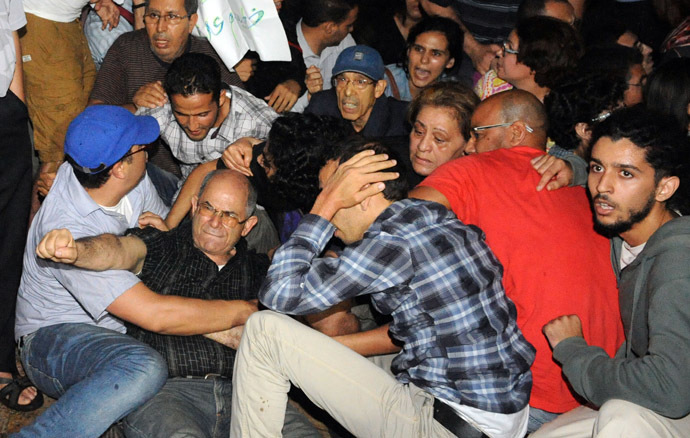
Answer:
[
  {"xmin": 65, "ymin": 105, "xmax": 160, "ymax": 174},
  {"xmin": 332, "ymin": 45, "xmax": 385, "ymax": 81}
]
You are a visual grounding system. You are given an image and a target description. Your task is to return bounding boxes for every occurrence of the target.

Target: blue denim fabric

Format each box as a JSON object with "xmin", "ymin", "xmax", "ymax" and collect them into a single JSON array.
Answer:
[
  {"xmin": 146, "ymin": 163, "xmax": 180, "ymax": 207},
  {"xmin": 527, "ymin": 406, "xmax": 559, "ymax": 433},
  {"xmin": 123, "ymin": 377, "xmax": 321, "ymax": 438},
  {"xmin": 12, "ymin": 323, "xmax": 167, "ymax": 438}
]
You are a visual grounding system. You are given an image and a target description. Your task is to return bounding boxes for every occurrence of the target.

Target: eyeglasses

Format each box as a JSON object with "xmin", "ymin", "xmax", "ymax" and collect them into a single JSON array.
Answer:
[
  {"xmin": 198, "ymin": 201, "xmax": 252, "ymax": 228},
  {"xmin": 143, "ymin": 11, "xmax": 191, "ymax": 25},
  {"xmin": 332, "ymin": 75, "xmax": 375, "ymax": 90},
  {"xmin": 121, "ymin": 144, "xmax": 152, "ymax": 161},
  {"xmin": 472, "ymin": 121, "xmax": 534, "ymax": 133},
  {"xmin": 501, "ymin": 41, "xmax": 519, "ymax": 55}
]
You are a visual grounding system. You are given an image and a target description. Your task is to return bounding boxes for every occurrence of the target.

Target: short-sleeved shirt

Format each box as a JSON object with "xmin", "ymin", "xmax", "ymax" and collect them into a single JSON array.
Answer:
[
  {"xmin": 137, "ymin": 87, "xmax": 278, "ymax": 179},
  {"xmin": 0, "ymin": 0, "xmax": 26, "ymax": 97},
  {"xmin": 15, "ymin": 163, "xmax": 169, "ymax": 338},
  {"xmin": 125, "ymin": 221, "xmax": 269, "ymax": 378},
  {"xmin": 292, "ymin": 19, "xmax": 355, "ymax": 112},
  {"xmin": 90, "ymin": 29, "xmax": 243, "ymax": 105},
  {"xmin": 419, "ymin": 146, "xmax": 625, "ymax": 413}
]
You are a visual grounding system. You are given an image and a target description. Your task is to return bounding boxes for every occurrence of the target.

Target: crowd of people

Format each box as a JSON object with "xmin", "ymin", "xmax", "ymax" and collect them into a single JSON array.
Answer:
[{"xmin": 1, "ymin": 0, "xmax": 689, "ymax": 437}]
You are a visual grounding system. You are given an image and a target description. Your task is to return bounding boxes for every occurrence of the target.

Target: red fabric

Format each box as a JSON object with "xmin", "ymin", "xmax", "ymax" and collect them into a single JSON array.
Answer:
[{"xmin": 419, "ymin": 147, "xmax": 624, "ymax": 413}]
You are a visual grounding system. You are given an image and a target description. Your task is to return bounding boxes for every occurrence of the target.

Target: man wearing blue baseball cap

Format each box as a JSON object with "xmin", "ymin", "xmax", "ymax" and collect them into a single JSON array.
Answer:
[
  {"xmin": 305, "ymin": 45, "xmax": 409, "ymax": 137},
  {"xmin": 12, "ymin": 106, "xmax": 259, "ymax": 437}
]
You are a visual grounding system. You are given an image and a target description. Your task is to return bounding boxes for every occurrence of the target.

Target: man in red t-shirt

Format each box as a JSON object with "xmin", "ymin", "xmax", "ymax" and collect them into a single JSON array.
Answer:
[{"xmin": 411, "ymin": 90, "xmax": 624, "ymax": 433}]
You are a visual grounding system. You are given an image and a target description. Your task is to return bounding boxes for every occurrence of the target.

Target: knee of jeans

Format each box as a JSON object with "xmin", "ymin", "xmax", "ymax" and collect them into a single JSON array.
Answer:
[{"xmin": 121, "ymin": 346, "xmax": 168, "ymax": 395}]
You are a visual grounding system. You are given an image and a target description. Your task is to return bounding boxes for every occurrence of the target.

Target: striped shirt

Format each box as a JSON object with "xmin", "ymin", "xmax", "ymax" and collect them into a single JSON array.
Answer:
[{"xmin": 260, "ymin": 199, "xmax": 535, "ymax": 414}]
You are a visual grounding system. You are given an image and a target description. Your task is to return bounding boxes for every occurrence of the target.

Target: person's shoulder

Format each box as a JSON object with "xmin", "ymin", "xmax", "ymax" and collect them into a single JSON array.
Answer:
[
  {"xmin": 305, "ymin": 89, "xmax": 338, "ymax": 114},
  {"xmin": 111, "ymin": 28, "xmax": 148, "ymax": 48}
]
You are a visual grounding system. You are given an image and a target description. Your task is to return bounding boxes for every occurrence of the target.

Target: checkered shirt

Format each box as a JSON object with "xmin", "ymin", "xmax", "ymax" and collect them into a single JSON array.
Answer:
[
  {"xmin": 139, "ymin": 86, "xmax": 278, "ymax": 179},
  {"xmin": 260, "ymin": 199, "xmax": 535, "ymax": 414}
]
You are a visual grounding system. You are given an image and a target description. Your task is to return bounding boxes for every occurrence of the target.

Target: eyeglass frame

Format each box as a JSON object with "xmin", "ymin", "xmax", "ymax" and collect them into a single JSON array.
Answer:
[
  {"xmin": 501, "ymin": 40, "xmax": 519, "ymax": 56},
  {"xmin": 197, "ymin": 201, "xmax": 254, "ymax": 228},
  {"xmin": 143, "ymin": 11, "xmax": 191, "ymax": 25},
  {"xmin": 332, "ymin": 74, "xmax": 376, "ymax": 91},
  {"xmin": 472, "ymin": 121, "xmax": 534, "ymax": 134},
  {"xmin": 121, "ymin": 143, "xmax": 152, "ymax": 161}
]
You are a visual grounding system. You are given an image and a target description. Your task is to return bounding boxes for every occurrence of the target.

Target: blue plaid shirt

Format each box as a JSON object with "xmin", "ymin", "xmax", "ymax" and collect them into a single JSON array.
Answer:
[{"xmin": 260, "ymin": 199, "xmax": 535, "ymax": 414}]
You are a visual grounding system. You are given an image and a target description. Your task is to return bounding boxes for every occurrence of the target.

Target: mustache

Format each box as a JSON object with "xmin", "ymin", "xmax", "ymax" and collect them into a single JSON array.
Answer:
[{"xmin": 592, "ymin": 194, "xmax": 617, "ymax": 208}]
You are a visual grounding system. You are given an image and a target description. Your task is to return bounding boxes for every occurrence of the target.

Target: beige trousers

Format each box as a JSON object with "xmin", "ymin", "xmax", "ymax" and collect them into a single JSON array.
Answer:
[
  {"xmin": 532, "ymin": 399, "xmax": 690, "ymax": 438},
  {"xmin": 230, "ymin": 311, "xmax": 456, "ymax": 438}
]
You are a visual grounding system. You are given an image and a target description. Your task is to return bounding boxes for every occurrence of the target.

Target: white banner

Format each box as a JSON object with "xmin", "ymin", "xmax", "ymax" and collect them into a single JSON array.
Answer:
[{"xmin": 194, "ymin": 0, "xmax": 291, "ymax": 71}]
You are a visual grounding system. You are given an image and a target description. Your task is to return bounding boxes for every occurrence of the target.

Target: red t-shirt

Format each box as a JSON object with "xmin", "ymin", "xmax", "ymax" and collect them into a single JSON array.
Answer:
[{"xmin": 419, "ymin": 146, "xmax": 624, "ymax": 413}]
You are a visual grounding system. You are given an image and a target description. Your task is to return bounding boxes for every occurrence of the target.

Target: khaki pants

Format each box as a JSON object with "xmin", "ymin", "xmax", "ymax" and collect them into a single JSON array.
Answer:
[
  {"xmin": 20, "ymin": 13, "xmax": 96, "ymax": 163},
  {"xmin": 230, "ymin": 311, "xmax": 456, "ymax": 438},
  {"xmin": 532, "ymin": 399, "xmax": 690, "ymax": 438}
]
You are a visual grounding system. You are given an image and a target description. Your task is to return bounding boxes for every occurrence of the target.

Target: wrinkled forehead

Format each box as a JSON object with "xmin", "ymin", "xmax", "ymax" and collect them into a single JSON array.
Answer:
[{"xmin": 147, "ymin": 0, "xmax": 187, "ymax": 12}]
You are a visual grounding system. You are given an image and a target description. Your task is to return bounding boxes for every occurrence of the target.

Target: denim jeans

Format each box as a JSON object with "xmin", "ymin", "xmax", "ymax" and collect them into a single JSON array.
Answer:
[
  {"xmin": 146, "ymin": 163, "xmax": 180, "ymax": 207},
  {"xmin": 123, "ymin": 376, "xmax": 321, "ymax": 438},
  {"xmin": 528, "ymin": 406, "xmax": 560, "ymax": 433},
  {"xmin": 13, "ymin": 323, "xmax": 168, "ymax": 438}
]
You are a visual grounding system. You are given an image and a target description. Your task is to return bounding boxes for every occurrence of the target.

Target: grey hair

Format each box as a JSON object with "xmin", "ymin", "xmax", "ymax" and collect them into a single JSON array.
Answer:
[{"xmin": 198, "ymin": 169, "xmax": 257, "ymax": 218}]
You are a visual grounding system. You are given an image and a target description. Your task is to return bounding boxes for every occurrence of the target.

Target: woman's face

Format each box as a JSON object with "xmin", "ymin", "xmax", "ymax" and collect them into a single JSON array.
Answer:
[
  {"xmin": 409, "ymin": 105, "xmax": 467, "ymax": 176},
  {"xmin": 407, "ymin": 31, "xmax": 455, "ymax": 90},
  {"xmin": 496, "ymin": 30, "xmax": 533, "ymax": 86}
]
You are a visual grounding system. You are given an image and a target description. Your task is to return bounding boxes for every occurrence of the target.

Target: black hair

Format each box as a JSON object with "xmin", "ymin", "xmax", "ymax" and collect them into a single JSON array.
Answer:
[
  {"xmin": 301, "ymin": 0, "xmax": 357, "ymax": 27},
  {"xmin": 545, "ymin": 72, "xmax": 627, "ymax": 153},
  {"xmin": 164, "ymin": 53, "xmax": 222, "ymax": 103},
  {"xmin": 591, "ymin": 106, "xmax": 690, "ymax": 214},
  {"xmin": 515, "ymin": 16, "xmax": 584, "ymax": 89},
  {"xmin": 578, "ymin": 46, "xmax": 642, "ymax": 84},
  {"xmin": 403, "ymin": 16, "xmax": 463, "ymax": 74},
  {"xmin": 644, "ymin": 58, "xmax": 690, "ymax": 133},
  {"xmin": 517, "ymin": 0, "xmax": 571, "ymax": 22},
  {"xmin": 265, "ymin": 113, "xmax": 353, "ymax": 211},
  {"xmin": 324, "ymin": 136, "xmax": 409, "ymax": 202},
  {"xmin": 145, "ymin": 0, "xmax": 198, "ymax": 16},
  {"xmin": 66, "ymin": 152, "xmax": 134, "ymax": 189}
]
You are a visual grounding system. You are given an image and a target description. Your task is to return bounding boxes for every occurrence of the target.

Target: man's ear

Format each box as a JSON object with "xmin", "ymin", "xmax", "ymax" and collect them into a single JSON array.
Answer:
[
  {"xmin": 110, "ymin": 161, "xmax": 127, "ymax": 180},
  {"xmin": 508, "ymin": 122, "xmax": 528, "ymax": 145},
  {"xmin": 575, "ymin": 122, "xmax": 591, "ymax": 144},
  {"xmin": 445, "ymin": 57, "xmax": 455, "ymax": 70},
  {"xmin": 190, "ymin": 195, "xmax": 199, "ymax": 215},
  {"xmin": 655, "ymin": 175, "xmax": 680, "ymax": 203},
  {"xmin": 374, "ymin": 79, "xmax": 387, "ymax": 98},
  {"xmin": 240, "ymin": 215, "xmax": 259, "ymax": 237},
  {"xmin": 188, "ymin": 13, "xmax": 199, "ymax": 31},
  {"xmin": 323, "ymin": 21, "xmax": 337, "ymax": 35}
]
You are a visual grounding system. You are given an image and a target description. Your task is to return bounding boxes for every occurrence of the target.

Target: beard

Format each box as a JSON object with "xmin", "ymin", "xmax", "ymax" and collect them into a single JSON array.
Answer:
[{"xmin": 592, "ymin": 191, "xmax": 656, "ymax": 238}]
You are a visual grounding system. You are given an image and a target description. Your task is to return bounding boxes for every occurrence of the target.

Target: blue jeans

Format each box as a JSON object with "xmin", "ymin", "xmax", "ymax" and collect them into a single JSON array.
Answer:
[
  {"xmin": 146, "ymin": 163, "xmax": 180, "ymax": 207},
  {"xmin": 528, "ymin": 406, "xmax": 560, "ymax": 433},
  {"xmin": 13, "ymin": 323, "xmax": 168, "ymax": 438},
  {"xmin": 123, "ymin": 377, "xmax": 321, "ymax": 438}
]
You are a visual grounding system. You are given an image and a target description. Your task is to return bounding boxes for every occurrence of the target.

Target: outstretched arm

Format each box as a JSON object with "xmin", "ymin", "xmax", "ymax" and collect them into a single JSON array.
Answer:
[{"xmin": 37, "ymin": 229, "xmax": 147, "ymax": 274}]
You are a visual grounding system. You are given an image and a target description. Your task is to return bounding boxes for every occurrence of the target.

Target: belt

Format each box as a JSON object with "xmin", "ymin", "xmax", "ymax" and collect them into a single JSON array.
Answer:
[
  {"xmin": 433, "ymin": 398, "xmax": 488, "ymax": 438},
  {"xmin": 182, "ymin": 373, "xmax": 227, "ymax": 380}
]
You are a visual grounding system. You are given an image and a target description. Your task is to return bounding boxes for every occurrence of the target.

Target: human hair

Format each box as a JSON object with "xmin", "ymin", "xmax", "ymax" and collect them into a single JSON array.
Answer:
[
  {"xmin": 145, "ymin": 0, "xmax": 198, "ymax": 15},
  {"xmin": 199, "ymin": 169, "xmax": 258, "ymax": 218},
  {"xmin": 545, "ymin": 73, "xmax": 627, "ymax": 152},
  {"xmin": 266, "ymin": 113, "xmax": 353, "ymax": 211},
  {"xmin": 164, "ymin": 53, "xmax": 222, "ymax": 103},
  {"xmin": 407, "ymin": 81, "xmax": 479, "ymax": 142},
  {"xmin": 515, "ymin": 16, "xmax": 584, "ymax": 89},
  {"xmin": 301, "ymin": 0, "xmax": 357, "ymax": 27},
  {"xmin": 325, "ymin": 137, "xmax": 409, "ymax": 202},
  {"xmin": 66, "ymin": 152, "xmax": 134, "ymax": 190},
  {"xmin": 644, "ymin": 58, "xmax": 690, "ymax": 133},
  {"xmin": 578, "ymin": 46, "xmax": 642, "ymax": 84},
  {"xmin": 591, "ymin": 106, "xmax": 690, "ymax": 214},
  {"xmin": 517, "ymin": 0, "xmax": 572, "ymax": 22},
  {"xmin": 580, "ymin": 14, "xmax": 628, "ymax": 49},
  {"xmin": 404, "ymin": 16, "xmax": 463, "ymax": 72}
]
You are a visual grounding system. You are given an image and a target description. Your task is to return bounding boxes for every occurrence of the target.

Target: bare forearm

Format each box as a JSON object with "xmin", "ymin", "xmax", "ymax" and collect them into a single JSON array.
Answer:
[
  {"xmin": 166, "ymin": 160, "xmax": 216, "ymax": 228},
  {"xmin": 75, "ymin": 234, "xmax": 146, "ymax": 272},
  {"xmin": 333, "ymin": 323, "xmax": 401, "ymax": 357}
]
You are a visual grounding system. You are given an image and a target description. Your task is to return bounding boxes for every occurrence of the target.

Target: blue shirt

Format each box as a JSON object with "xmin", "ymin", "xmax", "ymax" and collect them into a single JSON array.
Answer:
[
  {"xmin": 260, "ymin": 199, "xmax": 535, "ymax": 414},
  {"xmin": 15, "ymin": 163, "xmax": 169, "ymax": 338}
]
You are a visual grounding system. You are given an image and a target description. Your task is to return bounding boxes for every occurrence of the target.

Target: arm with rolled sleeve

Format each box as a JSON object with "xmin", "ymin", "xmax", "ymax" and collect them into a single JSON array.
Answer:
[{"xmin": 259, "ymin": 214, "xmax": 413, "ymax": 315}]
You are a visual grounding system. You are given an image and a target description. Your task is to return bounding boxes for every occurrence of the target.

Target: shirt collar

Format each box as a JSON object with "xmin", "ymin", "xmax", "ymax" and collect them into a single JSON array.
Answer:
[{"xmin": 296, "ymin": 19, "xmax": 317, "ymax": 60}]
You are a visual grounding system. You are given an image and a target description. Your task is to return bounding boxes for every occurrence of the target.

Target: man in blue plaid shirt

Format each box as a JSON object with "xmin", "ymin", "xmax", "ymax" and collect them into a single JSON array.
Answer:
[{"xmin": 229, "ymin": 138, "xmax": 535, "ymax": 438}]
